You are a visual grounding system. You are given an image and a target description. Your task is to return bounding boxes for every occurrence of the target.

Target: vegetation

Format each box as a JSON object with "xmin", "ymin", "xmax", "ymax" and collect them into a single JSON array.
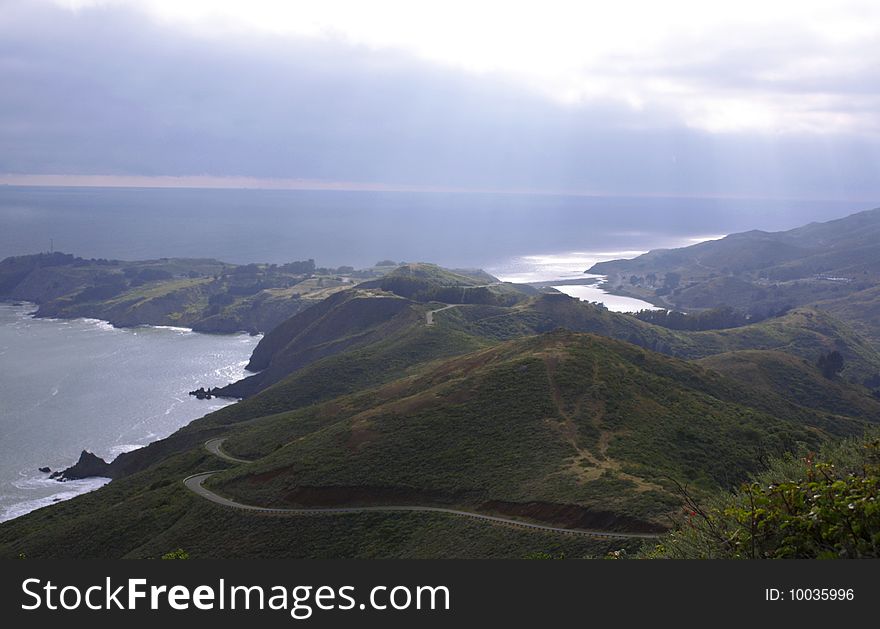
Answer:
[
  {"xmin": 817, "ymin": 350, "xmax": 845, "ymax": 379},
  {"xmin": 633, "ymin": 306, "xmax": 779, "ymax": 331},
  {"xmin": 590, "ymin": 207, "xmax": 880, "ymax": 345},
  {"xmin": 359, "ymin": 263, "xmax": 534, "ymax": 306},
  {"xmin": 697, "ymin": 350, "xmax": 880, "ymax": 420},
  {"xmin": 0, "ymin": 448, "xmax": 636, "ymax": 559},
  {"xmin": 645, "ymin": 431, "xmax": 880, "ymax": 558},
  {"xmin": 0, "ymin": 252, "xmax": 372, "ymax": 334},
  {"xmin": 447, "ymin": 295, "xmax": 880, "ymax": 382},
  {"xmin": 205, "ymin": 331, "xmax": 867, "ymax": 535},
  {"xmin": 3, "ymin": 248, "xmax": 880, "ymax": 558}
]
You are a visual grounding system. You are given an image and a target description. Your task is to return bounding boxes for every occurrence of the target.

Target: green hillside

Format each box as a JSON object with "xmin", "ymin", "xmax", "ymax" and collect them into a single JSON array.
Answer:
[
  {"xmin": 0, "ymin": 252, "xmax": 360, "ymax": 333},
  {"xmin": 212, "ymin": 332, "xmax": 864, "ymax": 527},
  {"xmin": 587, "ymin": 207, "xmax": 880, "ymax": 343},
  {"xmin": 359, "ymin": 262, "xmax": 536, "ymax": 306},
  {"xmin": 3, "ymin": 328, "xmax": 874, "ymax": 559},
  {"xmin": 697, "ymin": 350, "xmax": 880, "ymax": 419},
  {"xmin": 591, "ymin": 207, "xmax": 880, "ymax": 280},
  {"xmin": 645, "ymin": 430, "xmax": 880, "ymax": 559},
  {"xmin": 31, "ymin": 267, "xmax": 880, "ymax": 489},
  {"xmin": 817, "ymin": 284, "xmax": 880, "ymax": 347},
  {"xmin": 3, "ymin": 253, "xmax": 880, "ymax": 559},
  {"xmin": 447, "ymin": 294, "xmax": 880, "ymax": 380},
  {"xmin": 218, "ymin": 263, "xmax": 537, "ymax": 397}
]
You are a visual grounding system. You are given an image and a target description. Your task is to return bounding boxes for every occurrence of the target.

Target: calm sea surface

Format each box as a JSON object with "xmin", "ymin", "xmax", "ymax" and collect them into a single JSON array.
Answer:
[{"xmin": 0, "ymin": 186, "xmax": 864, "ymax": 271}]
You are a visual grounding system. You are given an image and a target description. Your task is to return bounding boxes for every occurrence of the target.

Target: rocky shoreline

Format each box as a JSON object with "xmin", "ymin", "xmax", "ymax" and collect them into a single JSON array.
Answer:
[
  {"xmin": 48, "ymin": 425, "xmax": 230, "ymax": 483},
  {"xmin": 49, "ymin": 451, "xmax": 113, "ymax": 481},
  {"xmin": 0, "ymin": 306, "xmax": 256, "ymax": 486}
]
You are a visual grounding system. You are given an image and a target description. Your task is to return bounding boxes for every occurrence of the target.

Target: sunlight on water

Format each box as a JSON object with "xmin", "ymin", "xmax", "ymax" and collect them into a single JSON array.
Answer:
[{"xmin": 552, "ymin": 284, "xmax": 661, "ymax": 313}]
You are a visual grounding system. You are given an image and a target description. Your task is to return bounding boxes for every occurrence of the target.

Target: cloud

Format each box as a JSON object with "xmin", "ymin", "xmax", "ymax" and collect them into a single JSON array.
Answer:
[
  {"xmin": 44, "ymin": 0, "xmax": 880, "ymax": 134},
  {"xmin": 0, "ymin": 0, "xmax": 879, "ymax": 199}
]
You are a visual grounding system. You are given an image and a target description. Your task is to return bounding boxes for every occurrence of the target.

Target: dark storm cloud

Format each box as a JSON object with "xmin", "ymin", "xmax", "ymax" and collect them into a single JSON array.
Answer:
[{"xmin": 1, "ymin": 0, "xmax": 879, "ymax": 200}]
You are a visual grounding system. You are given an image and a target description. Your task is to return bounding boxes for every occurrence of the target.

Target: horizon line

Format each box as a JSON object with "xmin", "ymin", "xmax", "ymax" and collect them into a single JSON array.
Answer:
[{"xmin": 0, "ymin": 173, "xmax": 875, "ymax": 205}]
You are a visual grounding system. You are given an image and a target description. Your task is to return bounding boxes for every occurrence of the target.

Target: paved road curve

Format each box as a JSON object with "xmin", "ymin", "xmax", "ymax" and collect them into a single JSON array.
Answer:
[
  {"xmin": 204, "ymin": 437, "xmax": 252, "ymax": 464},
  {"xmin": 425, "ymin": 304, "xmax": 458, "ymax": 326},
  {"xmin": 186, "ymin": 439, "xmax": 660, "ymax": 540}
]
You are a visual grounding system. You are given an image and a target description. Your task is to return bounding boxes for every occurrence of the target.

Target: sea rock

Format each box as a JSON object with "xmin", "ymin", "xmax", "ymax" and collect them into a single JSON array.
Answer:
[
  {"xmin": 55, "ymin": 450, "xmax": 112, "ymax": 481},
  {"xmin": 39, "ymin": 466, "xmax": 51, "ymax": 473},
  {"xmin": 188, "ymin": 386, "xmax": 214, "ymax": 400}
]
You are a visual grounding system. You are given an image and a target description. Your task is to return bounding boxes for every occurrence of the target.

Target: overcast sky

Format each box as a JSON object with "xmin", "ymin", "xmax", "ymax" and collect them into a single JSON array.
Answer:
[{"xmin": 1, "ymin": 0, "xmax": 879, "ymax": 200}]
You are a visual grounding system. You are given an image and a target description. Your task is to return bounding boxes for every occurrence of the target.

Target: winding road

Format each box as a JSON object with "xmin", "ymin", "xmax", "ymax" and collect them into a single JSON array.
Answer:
[
  {"xmin": 204, "ymin": 437, "xmax": 251, "ymax": 464},
  {"xmin": 425, "ymin": 304, "xmax": 458, "ymax": 326},
  {"xmin": 184, "ymin": 439, "xmax": 660, "ymax": 540}
]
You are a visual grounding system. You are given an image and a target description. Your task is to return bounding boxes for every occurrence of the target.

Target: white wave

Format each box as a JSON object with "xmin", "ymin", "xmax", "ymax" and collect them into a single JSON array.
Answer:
[
  {"xmin": 144, "ymin": 325, "xmax": 194, "ymax": 334},
  {"xmin": 74, "ymin": 318, "xmax": 119, "ymax": 332},
  {"xmin": 107, "ymin": 443, "xmax": 144, "ymax": 458},
  {"xmin": 1, "ymin": 476, "xmax": 110, "ymax": 523},
  {"xmin": 163, "ymin": 398, "xmax": 183, "ymax": 415}
]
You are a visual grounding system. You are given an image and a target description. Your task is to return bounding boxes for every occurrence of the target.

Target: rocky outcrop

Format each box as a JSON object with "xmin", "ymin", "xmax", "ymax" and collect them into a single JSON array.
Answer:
[
  {"xmin": 50, "ymin": 427, "xmax": 228, "ymax": 483},
  {"xmin": 188, "ymin": 386, "xmax": 224, "ymax": 400},
  {"xmin": 51, "ymin": 450, "xmax": 113, "ymax": 481},
  {"xmin": 38, "ymin": 467, "xmax": 51, "ymax": 473}
]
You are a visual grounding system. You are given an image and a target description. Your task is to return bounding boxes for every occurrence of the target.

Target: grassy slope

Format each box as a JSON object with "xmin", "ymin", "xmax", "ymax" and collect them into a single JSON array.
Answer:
[
  {"xmin": 4, "ymin": 260, "xmax": 880, "ymax": 557},
  {"xmin": 192, "ymin": 318, "xmax": 491, "ymax": 430},
  {"xmin": 449, "ymin": 295, "xmax": 880, "ymax": 380},
  {"xmin": 817, "ymin": 284, "xmax": 880, "ymax": 348},
  {"xmin": 697, "ymin": 350, "xmax": 880, "ymax": 419},
  {"xmin": 198, "ymin": 295, "xmax": 880, "ymax": 440},
  {"xmin": 210, "ymin": 332, "xmax": 865, "ymax": 533},
  {"xmin": 1, "ymin": 321, "xmax": 876, "ymax": 557},
  {"xmin": 4, "ymin": 330, "xmax": 870, "ymax": 558},
  {"xmin": 587, "ymin": 209, "xmax": 880, "ymax": 344},
  {"xmin": 58, "ymin": 289, "xmax": 880, "ymax": 485},
  {"xmin": 0, "ymin": 449, "xmax": 632, "ymax": 559},
  {"xmin": 223, "ymin": 263, "xmax": 537, "ymax": 397}
]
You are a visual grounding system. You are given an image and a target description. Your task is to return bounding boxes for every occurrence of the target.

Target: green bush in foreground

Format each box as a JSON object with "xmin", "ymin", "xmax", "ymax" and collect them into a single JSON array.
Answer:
[{"xmin": 646, "ymin": 431, "xmax": 880, "ymax": 559}]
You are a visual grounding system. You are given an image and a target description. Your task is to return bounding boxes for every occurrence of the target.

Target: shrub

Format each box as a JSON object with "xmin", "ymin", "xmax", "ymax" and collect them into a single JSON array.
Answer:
[{"xmin": 645, "ymin": 432, "xmax": 880, "ymax": 559}]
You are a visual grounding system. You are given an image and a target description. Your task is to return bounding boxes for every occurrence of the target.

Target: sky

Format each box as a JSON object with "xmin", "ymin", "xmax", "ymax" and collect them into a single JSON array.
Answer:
[{"xmin": 1, "ymin": 0, "xmax": 879, "ymax": 200}]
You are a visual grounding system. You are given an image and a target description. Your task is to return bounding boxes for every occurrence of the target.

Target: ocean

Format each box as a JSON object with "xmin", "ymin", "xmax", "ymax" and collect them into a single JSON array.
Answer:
[
  {"xmin": 0, "ymin": 303, "xmax": 258, "ymax": 522},
  {"xmin": 0, "ymin": 185, "xmax": 866, "ymax": 272}
]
